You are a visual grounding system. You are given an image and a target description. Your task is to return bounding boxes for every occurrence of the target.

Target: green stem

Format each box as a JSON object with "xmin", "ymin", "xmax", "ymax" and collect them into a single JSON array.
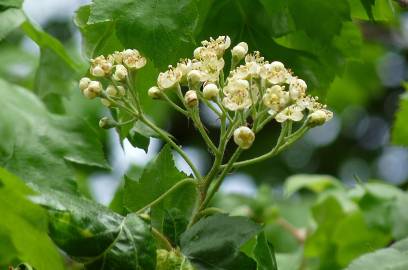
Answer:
[
  {"xmin": 136, "ymin": 178, "xmax": 196, "ymax": 214},
  {"xmin": 152, "ymin": 227, "xmax": 173, "ymax": 251},
  {"xmin": 141, "ymin": 116, "xmax": 202, "ymax": 179},
  {"xmin": 161, "ymin": 92, "xmax": 189, "ymax": 117},
  {"xmin": 191, "ymin": 108, "xmax": 219, "ymax": 155}
]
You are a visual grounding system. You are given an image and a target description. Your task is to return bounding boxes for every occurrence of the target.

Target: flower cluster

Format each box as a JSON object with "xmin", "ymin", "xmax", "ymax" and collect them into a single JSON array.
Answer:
[
  {"xmin": 147, "ymin": 36, "xmax": 333, "ymax": 149},
  {"xmin": 78, "ymin": 49, "xmax": 147, "ymax": 127}
]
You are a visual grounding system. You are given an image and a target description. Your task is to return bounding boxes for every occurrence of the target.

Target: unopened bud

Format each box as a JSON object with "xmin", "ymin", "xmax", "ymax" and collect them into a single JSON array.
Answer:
[
  {"xmin": 233, "ymin": 126, "xmax": 255, "ymax": 149},
  {"xmin": 106, "ymin": 85, "xmax": 117, "ymax": 96},
  {"xmin": 79, "ymin": 77, "xmax": 91, "ymax": 92},
  {"xmin": 83, "ymin": 81, "xmax": 102, "ymax": 99},
  {"xmin": 231, "ymin": 42, "xmax": 248, "ymax": 60},
  {"xmin": 187, "ymin": 70, "xmax": 201, "ymax": 88},
  {"xmin": 203, "ymin": 83, "xmax": 219, "ymax": 99},
  {"xmin": 112, "ymin": 64, "xmax": 128, "ymax": 81},
  {"xmin": 184, "ymin": 90, "xmax": 198, "ymax": 107},
  {"xmin": 101, "ymin": 98, "xmax": 111, "ymax": 107},
  {"xmin": 308, "ymin": 110, "xmax": 332, "ymax": 127},
  {"xmin": 91, "ymin": 66, "xmax": 105, "ymax": 77},
  {"xmin": 99, "ymin": 117, "xmax": 117, "ymax": 129},
  {"xmin": 117, "ymin": 85, "xmax": 126, "ymax": 96},
  {"xmin": 83, "ymin": 88, "xmax": 97, "ymax": 99},
  {"xmin": 148, "ymin": 86, "xmax": 161, "ymax": 99}
]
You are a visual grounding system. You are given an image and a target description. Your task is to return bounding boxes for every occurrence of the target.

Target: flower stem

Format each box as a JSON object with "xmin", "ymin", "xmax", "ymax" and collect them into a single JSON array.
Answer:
[{"xmin": 152, "ymin": 227, "xmax": 173, "ymax": 251}]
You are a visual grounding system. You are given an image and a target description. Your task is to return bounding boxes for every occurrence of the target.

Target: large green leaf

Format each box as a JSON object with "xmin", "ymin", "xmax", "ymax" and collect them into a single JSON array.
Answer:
[
  {"xmin": 74, "ymin": 4, "xmax": 124, "ymax": 58},
  {"xmin": 123, "ymin": 145, "xmax": 197, "ymax": 230},
  {"xmin": 32, "ymin": 187, "xmax": 156, "ymax": 270},
  {"xmin": 252, "ymin": 232, "xmax": 278, "ymax": 270},
  {"xmin": 88, "ymin": 0, "xmax": 198, "ymax": 68},
  {"xmin": 21, "ymin": 21, "xmax": 81, "ymax": 113},
  {"xmin": 0, "ymin": 79, "xmax": 109, "ymax": 192},
  {"xmin": 345, "ymin": 238, "xmax": 408, "ymax": 270},
  {"xmin": 0, "ymin": 0, "xmax": 23, "ymax": 8},
  {"xmin": 180, "ymin": 214, "xmax": 261, "ymax": 269},
  {"xmin": 0, "ymin": 167, "xmax": 65, "ymax": 270},
  {"xmin": 0, "ymin": 8, "xmax": 25, "ymax": 41}
]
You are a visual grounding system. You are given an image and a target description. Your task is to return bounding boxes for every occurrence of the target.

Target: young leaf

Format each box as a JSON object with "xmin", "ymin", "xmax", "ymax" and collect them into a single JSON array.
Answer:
[
  {"xmin": 0, "ymin": 167, "xmax": 65, "ymax": 270},
  {"xmin": 88, "ymin": 0, "xmax": 198, "ymax": 69},
  {"xmin": 345, "ymin": 237, "xmax": 408, "ymax": 270},
  {"xmin": 124, "ymin": 145, "xmax": 196, "ymax": 227},
  {"xmin": 284, "ymin": 174, "xmax": 342, "ymax": 197},
  {"xmin": 253, "ymin": 232, "xmax": 278, "ymax": 270},
  {"xmin": 32, "ymin": 187, "xmax": 156, "ymax": 270},
  {"xmin": 180, "ymin": 214, "xmax": 261, "ymax": 269},
  {"xmin": 0, "ymin": 79, "xmax": 109, "ymax": 193}
]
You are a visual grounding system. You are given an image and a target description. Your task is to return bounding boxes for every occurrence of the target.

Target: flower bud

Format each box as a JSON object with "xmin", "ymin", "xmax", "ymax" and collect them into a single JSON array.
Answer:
[
  {"xmin": 233, "ymin": 126, "xmax": 255, "ymax": 149},
  {"xmin": 112, "ymin": 64, "xmax": 128, "ymax": 81},
  {"xmin": 84, "ymin": 81, "xmax": 102, "ymax": 99},
  {"xmin": 184, "ymin": 90, "xmax": 198, "ymax": 107},
  {"xmin": 99, "ymin": 117, "xmax": 117, "ymax": 129},
  {"xmin": 106, "ymin": 84, "xmax": 117, "ymax": 96},
  {"xmin": 79, "ymin": 77, "xmax": 91, "ymax": 92},
  {"xmin": 308, "ymin": 109, "xmax": 333, "ymax": 127},
  {"xmin": 83, "ymin": 88, "xmax": 97, "ymax": 99},
  {"xmin": 117, "ymin": 85, "xmax": 126, "ymax": 96},
  {"xmin": 90, "ymin": 65, "xmax": 105, "ymax": 77},
  {"xmin": 231, "ymin": 42, "xmax": 248, "ymax": 61},
  {"xmin": 101, "ymin": 98, "xmax": 111, "ymax": 107},
  {"xmin": 203, "ymin": 83, "xmax": 219, "ymax": 99},
  {"xmin": 148, "ymin": 86, "xmax": 161, "ymax": 99}
]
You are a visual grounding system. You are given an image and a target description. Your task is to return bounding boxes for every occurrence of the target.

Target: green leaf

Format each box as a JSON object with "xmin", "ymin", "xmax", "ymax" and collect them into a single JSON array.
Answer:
[
  {"xmin": 252, "ymin": 232, "xmax": 278, "ymax": 270},
  {"xmin": 32, "ymin": 187, "xmax": 156, "ymax": 270},
  {"xmin": 392, "ymin": 92, "xmax": 408, "ymax": 146},
  {"xmin": 0, "ymin": 167, "xmax": 65, "ymax": 270},
  {"xmin": 391, "ymin": 194, "xmax": 408, "ymax": 240},
  {"xmin": 123, "ymin": 145, "xmax": 197, "ymax": 237},
  {"xmin": 0, "ymin": 8, "xmax": 25, "ymax": 41},
  {"xmin": 345, "ymin": 237, "xmax": 408, "ymax": 270},
  {"xmin": 288, "ymin": 0, "xmax": 350, "ymax": 43},
  {"xmin": 0, "ymin": 0, "xmax": 22, "ymax": 8},
  {"xmin": 21, "ymin": 21, "xmax": 81, "ymax": 112},
  {"xmin": 284, "ymin": 174, "xmax": 342, "ymax": 197},
  {"xmin": 163, "ymin": 208, "xmax": 189, "ymax": 247},
  {"xmin": 74, "ymin": 4, "xmax": 124, "ymax": 58},
  {"xmin": 258, "ymin": 0, "xmax": 295, "ymax": 37},
  {"xmin": 361, "ymin": 0, "xmax": 376, "ymax": 20},
  {"xmin": 88, "ymin": 0, "xmax": 198, "ymax": 68},
  {"xmin": 128, "ymin": 127, "xmax": 150, "ymax": 152},
  {"xmin": 0, "ymin": 79, "xmax": 109, "ymax": 193},
  {"xmin": 180, "ymin": 214, "xmax": 261, "ymax": 269}
]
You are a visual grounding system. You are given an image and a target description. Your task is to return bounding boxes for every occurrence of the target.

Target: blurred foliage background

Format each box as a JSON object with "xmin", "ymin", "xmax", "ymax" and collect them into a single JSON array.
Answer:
[{"xmin": 1, "ymin": 0, "xmax": 408, "ymax": 269}]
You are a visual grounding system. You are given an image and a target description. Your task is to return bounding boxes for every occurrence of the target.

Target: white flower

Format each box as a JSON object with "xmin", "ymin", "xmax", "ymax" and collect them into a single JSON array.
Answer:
[
  {"xmin": 260, "ymin": 61, "xmax": 290, "ymax": 84},
  {"xmin": 148, "ymin": 86, "xmax": 161, "ymax": 99},
  {"xmin": 262, "ymin": 85, "xmax": 290, "ymax": 114},
  {"xmin": 198, "ymin": 55, "xmax": 225, "ymax": 82},
  {"xmin": 232, "ymin": 42, "xmax": 249, "ymax": 61},
  {"xmin": 79, "ymin": 77, "xmax": 91, "ymax": 92},
  {"xmin": 308, "ymin": 109, "xmax": 333, "ymax": 126},
  {"xmin": 187, "ymin": 69, "xmax": 202, "ymax": 86},
  {"xmin": 185, "ymin": 90, "xmax": 198, "ymax": 107},
  {"xmin": 176, "ymin": 59, "xmax": 192, "ymax": 84},
  {"xmin": 222, "ymin": 79, "xmax": 252, "ymax": 111},
  {"xmin": 106, "ymin": 84, "xmax": 117, "ymax": 96},
  {"xmin": 112, "ymin": 51, "xmax": 123, "ymax": 64},
  {"xmin": 117, "ymin": 85, "xmax": 126, "ymax": 96},
  {"xmin": 112, "ymin": 64, "xmax": 128, "ymax": 81},
  {"xmin": 203, "ymin": 83, "xmax": 219, "ymax": 99},
  {"xmin": 289, "ymin": 78, "xmax": 307, "ymax": 100},
  {"xmin": 233, "ymin": 126, "xmax": 255, "ymax": 149},
  {"xmin": 122, "ymin": 49, "xmax": 146, "ymax": 69},
  {"xmin": 275, "ymin": 105, "xmax": 304, "ymax": 123},
  {"xmin": 200, "ymin": 36, "xmax": 231, "ymax": 58},
  {"xmin": 157, "ymin": 66, "xmax": 182, "ymax": 90}
]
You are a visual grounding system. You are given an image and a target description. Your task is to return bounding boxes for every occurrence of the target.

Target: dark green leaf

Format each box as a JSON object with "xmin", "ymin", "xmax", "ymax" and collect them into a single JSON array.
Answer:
[
  {"xmin": 88, "ymin": 0, "xmax": 199, "ymax": 68},
  {"xmin": 252, "ymin": 232, "xmax": 278, "ymax": 270},
  {"xmin": 361, "ymin": 0, "xmax": 376, "ymax": 20},
  {"xmin": 32, "ymin": 187, "xmax": 156, "ymax": 270},
  {"xmin": 0, "ymin": 79, "xmax": 109, "ymax": 192},
  {"xmin": 392, "ymin": 92, "xmax": 408, "ymax": 146},
  {"xmin": 180, "ymin": 214, "xmax": 261, "ymax": 269},
  {"xmin": 0, "ymin": 8, "xmax": 25, "ymax": 41},
  {"xmin": 0, "ymin": 167, "xmax": 65, "ymax": 270},
  {"xmin": 128, "ymin": 127, "xmax": 150, "ymax": 152},
  {"xmin": 163, "ymin": 208, "xmax": 189, "ymax": 246}
]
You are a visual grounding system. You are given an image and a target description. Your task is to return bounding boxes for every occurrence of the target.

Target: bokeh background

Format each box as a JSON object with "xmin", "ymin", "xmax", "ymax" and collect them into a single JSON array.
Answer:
[{"xmin": 1, "ymin": 0, "xmax": 407, "ymax": 205}]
